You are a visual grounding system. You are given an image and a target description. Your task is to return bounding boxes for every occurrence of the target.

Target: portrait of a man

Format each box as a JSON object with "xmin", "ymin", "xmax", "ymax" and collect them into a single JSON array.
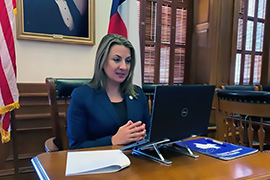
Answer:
[{"xmin": 23, "ymin": 0, "xmax": 89, "ymax": 38}]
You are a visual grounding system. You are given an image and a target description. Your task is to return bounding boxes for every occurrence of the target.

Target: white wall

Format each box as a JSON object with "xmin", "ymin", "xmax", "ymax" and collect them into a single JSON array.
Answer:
[{"xmin": 15, "ymin": 1, "xmax": 111, "ymax": 83}]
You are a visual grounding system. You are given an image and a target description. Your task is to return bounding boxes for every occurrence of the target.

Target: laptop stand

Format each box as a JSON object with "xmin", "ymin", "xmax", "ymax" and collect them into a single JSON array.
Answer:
[
  {"xmin": 132, "ymin": 139, "xmax": 199, "ymax": 165},
  {"xmin": 163, "ymin": 140, "xmax": 199, "ymax": 159},
  {"xmin": 132, "ymin": 139, "xmax": 172, "ymax": 165}
]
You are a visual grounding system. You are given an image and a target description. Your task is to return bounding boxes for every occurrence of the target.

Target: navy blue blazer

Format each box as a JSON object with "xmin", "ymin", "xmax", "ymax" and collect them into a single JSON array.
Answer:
[{"xmin": 67, "ymin": 85, "xmax": 150, "ymax": 149}]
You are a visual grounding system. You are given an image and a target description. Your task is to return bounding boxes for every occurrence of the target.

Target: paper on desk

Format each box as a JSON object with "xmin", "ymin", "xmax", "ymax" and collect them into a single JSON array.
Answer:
[{"xmin": 65, "ymin": 149, "xmax": 130, "ymax": 176}]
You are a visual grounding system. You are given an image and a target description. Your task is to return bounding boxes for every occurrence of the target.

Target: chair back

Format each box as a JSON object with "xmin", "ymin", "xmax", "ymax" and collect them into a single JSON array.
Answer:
[
  {"xmin": 46, "ymin": 77, "xmax": 91, "ymax": 151},
  {"xmin": 142, "ymin": 84, "xmax": 159, "ymax": 115},
  {"xmin": 216, "ymin": 89, "xmax": 270, "ymax": 151},
  {"xmin": 260, "ymin": 85, "xmax": 270, "ymax": 92},
  {"xmin": 220, "ymin": 85, "xmax": 259, "ymax": 91}
]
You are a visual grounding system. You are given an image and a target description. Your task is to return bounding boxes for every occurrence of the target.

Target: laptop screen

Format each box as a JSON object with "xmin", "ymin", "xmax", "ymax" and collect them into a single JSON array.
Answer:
[{"xmin": 148, "ymin": 85, "xmax": 215, "ymax": 143}]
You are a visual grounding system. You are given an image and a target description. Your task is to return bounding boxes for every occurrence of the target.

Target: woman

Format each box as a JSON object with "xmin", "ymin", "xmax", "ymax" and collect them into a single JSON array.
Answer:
[{"xmin": 67, "ymin": 34, "xmax": 150, "ymax": 149}]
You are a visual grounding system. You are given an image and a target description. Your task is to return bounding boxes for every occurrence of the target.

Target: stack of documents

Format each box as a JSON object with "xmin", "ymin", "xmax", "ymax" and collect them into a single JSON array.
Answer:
[
  {"xmin": 175, "ymin": 138, "xmax": 258, "ymax": 160},
  {"xmin": 65, "ymin": 149, "xmax": 130, "ymax": 176}
]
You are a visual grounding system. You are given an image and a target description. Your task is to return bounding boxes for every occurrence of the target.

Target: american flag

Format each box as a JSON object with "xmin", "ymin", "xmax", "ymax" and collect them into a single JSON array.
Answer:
[
  {"xmin": 0, "ymin": 0, "xmax": 20, "ymax": 143},
  {"xmin": 108, "ymin": 0, "xmax": 142, "ymax": 86}
]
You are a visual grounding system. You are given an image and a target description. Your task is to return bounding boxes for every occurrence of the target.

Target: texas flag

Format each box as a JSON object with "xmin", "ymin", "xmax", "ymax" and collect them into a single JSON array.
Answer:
[{"xmin": 108, "ymin": 0, "xmax": 142, "ymax": 86}]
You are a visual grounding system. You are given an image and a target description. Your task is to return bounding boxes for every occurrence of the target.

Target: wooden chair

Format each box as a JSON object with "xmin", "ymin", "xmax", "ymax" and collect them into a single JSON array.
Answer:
[
  {"xmin": 142, "ymin": 84, "xmax": 159, "ymax": 115},
  {"xmin": 45, "ymin": 77, "xmax": 91, "ymax": 152},
  {"xmin": 216, "ymin": 89, "xmax": 270, "ymax": 151}
]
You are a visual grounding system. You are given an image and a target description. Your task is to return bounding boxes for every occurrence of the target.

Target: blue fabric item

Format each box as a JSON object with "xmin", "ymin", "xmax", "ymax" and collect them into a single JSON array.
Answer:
[
  {"xmin": 67, "ymin": 85, "xmax": 150, "ymax": 149},
  {"xmin": 223, "ymin": 85, "xmax": 256, "ymax": 91}
]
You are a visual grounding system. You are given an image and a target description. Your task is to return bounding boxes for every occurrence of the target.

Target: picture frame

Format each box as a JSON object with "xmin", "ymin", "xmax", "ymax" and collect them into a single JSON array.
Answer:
[{"xmin": 16, "ymin": 0, "xmax": 95, "ymax": 45}]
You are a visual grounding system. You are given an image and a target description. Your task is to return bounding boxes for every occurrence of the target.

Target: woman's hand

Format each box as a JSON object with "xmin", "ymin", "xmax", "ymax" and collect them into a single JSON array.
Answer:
[{"xmin": 111, "ymin": 120, "xmax": 146, "ymax": 145}]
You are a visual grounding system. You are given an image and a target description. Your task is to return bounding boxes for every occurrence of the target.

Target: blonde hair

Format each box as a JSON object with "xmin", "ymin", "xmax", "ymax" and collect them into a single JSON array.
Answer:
[{"xmin": 89, "ymin": 34, "xmax": 137, "ymax": 97}]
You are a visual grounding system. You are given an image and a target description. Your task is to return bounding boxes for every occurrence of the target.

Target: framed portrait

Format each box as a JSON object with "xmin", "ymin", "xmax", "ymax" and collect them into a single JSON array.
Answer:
[{"xmin": 16, "ymin": 0, "xmax": 95, "ymax": 45}]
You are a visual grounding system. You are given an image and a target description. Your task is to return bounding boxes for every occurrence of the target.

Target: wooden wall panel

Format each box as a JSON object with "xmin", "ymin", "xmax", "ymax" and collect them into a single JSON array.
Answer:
[
  {"xmin": 0, "ymin": 83, "xmax": 51, "ymax": 180},
  {"xmin": 191, "ymin": 0, "xmax": 236, "ymax": 86},
  {"xmin": 191, "ymin": 0, "xmax": 238, "ymax": 135},
  {"xmin": 260, "ymin": 0, "xmax": 270, "ymax": 85}
]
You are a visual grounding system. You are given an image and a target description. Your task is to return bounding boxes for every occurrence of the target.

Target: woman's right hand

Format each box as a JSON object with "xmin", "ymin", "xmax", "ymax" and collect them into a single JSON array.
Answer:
[{"xmin": 111, "ymin": 120, "xmax": 146, "ymax": 145}]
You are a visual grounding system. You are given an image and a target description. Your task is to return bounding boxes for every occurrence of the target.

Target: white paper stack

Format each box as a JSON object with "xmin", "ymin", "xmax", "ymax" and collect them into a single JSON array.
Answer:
[{"xmin": 65, "ymin": 149, "xmax": 130, "ymax": 176}]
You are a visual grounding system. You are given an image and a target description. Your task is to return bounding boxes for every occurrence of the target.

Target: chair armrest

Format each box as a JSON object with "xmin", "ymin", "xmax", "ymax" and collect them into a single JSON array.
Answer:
[{"xmin": 45, "ymin": 137, "xmax": 59, "ymax": 152}]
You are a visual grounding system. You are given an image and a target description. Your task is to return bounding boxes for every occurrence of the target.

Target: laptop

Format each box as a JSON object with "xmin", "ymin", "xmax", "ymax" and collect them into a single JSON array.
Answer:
[{"xmin": 121, "ymin": 85, "xmax": 215, "ymax": 151}]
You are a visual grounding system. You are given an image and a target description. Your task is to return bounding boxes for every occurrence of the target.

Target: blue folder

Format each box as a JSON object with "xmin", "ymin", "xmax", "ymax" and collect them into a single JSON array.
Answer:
[{"xmin": 175, "ymin": 138, "xmax": 258, "ymax": 160}]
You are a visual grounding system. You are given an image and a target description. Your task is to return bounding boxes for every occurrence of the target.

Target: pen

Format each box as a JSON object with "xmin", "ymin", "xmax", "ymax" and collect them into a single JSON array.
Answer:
[{"xmin": 205, "ymin": 138, "xmax": 226, "ymax": 146}]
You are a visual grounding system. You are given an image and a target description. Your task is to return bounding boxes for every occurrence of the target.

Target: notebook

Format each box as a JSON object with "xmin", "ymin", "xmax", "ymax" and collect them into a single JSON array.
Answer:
[{"xmin": 121, "ymin": 85, "xmax": 215, "ymax": 151}]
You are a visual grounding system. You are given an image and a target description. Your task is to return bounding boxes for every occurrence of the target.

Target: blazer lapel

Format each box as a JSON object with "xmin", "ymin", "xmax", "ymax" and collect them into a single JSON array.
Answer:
[{"xmin": 125, "ymin": 94, "xmax": 136, "ymax": 121}]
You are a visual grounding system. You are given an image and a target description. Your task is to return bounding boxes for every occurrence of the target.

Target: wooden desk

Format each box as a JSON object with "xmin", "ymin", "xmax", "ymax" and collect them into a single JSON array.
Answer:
[{"xmin": 32, "ymin": 145, "xmax": 270, "ymax": 180}]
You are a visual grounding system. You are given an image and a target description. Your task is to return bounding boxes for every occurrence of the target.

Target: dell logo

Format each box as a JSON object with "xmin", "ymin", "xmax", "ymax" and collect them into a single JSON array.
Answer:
[{"xmin": 181, "ymin": 108, "xmax": 188, "ymax": 117}]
